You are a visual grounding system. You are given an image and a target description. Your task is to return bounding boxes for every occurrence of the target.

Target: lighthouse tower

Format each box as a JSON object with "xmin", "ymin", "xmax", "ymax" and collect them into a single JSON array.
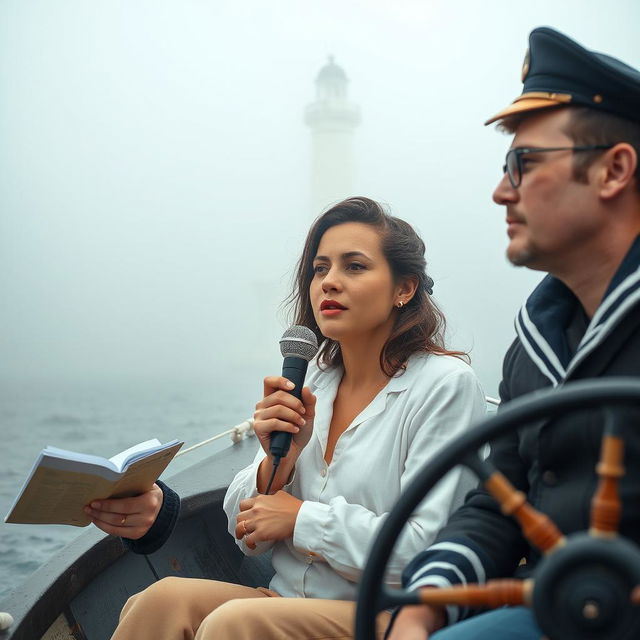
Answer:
[{"xmin": 304, "ymin": 56, "xmax": 360, "ymax": 216}]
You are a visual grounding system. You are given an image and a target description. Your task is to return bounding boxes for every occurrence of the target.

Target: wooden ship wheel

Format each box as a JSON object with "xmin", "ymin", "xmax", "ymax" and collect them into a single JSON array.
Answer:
[{"xmin": 355, "ymin": 378, "xmax": 640, "ymax": 640}]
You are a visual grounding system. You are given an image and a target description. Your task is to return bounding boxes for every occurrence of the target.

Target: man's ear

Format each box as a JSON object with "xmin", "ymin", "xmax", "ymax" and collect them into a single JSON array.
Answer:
[{"xmin": 598, "ymin": 143, "xmax": 638, "ymax": 200}]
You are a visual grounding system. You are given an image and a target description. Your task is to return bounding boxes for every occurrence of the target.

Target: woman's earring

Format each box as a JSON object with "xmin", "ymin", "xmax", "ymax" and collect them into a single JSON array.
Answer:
[{"xmin": 396, "ymin": 300, "xmax": 404, "ymax": 309}]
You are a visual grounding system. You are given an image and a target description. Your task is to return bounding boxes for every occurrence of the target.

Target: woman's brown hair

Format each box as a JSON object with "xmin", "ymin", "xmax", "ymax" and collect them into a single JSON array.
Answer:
[{"xmin": 285, "ymin": 197, "xmax": 467, "ymax": 377}]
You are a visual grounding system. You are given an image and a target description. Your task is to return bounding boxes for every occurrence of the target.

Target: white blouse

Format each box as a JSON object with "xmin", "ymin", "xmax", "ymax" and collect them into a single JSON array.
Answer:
[{"xmin": 223, "ymin": 351, "xmax": 486, "ymax": 601}]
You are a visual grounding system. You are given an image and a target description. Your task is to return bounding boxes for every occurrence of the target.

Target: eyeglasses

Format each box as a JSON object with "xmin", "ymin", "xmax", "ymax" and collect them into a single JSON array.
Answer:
[{"xmin": 503, "ymin": 145, "xmax": 614, "ymax": 188}]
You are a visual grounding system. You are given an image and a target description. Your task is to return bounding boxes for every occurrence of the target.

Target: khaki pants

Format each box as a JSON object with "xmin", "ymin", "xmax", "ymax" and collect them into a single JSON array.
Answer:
[{"xmin": 111, "ymin": 577, "xmax": 391, "ymax": 640}]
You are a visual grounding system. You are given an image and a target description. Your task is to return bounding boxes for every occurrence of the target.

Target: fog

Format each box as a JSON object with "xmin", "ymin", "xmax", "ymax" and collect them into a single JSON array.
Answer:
[{"xmin": 2, "ymin": 0, "xmax": 639, "ymax": 398}]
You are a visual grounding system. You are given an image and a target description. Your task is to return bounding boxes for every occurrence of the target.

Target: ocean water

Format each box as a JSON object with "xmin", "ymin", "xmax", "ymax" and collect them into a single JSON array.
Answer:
[{"xmin": 0, "ymin": 377, "xmax": 256, "ymax": 600}]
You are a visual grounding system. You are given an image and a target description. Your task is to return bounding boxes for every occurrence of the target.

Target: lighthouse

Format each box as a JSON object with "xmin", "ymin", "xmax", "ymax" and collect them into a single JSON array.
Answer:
[{"xmin": 304, "ymin": 56, "xmax": 360, "ymax": 216}]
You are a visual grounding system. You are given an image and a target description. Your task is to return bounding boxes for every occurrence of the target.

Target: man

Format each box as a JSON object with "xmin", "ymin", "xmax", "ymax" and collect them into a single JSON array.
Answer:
[{"xmin": 388, "ymin": 26, "xmax": 640, "ymax": 639}]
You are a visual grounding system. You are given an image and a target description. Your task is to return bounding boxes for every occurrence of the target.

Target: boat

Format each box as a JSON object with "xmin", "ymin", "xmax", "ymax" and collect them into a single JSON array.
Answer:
[{"xmin": 3, "ymin": 386, "xmax": 638, "ymax": 640}]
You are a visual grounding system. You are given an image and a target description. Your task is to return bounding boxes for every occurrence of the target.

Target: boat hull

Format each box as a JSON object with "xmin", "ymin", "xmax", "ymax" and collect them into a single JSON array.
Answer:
[{"xmin": 0, "ymin": 438, "xmax": 273, "ymax": 640}]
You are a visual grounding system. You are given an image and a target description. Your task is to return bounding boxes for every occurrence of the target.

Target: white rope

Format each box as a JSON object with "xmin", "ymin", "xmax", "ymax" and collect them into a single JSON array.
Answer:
[
  {"xmin": 175, "ymin": 419, "xmax": 254, "ymax": 458},
  {"xmin": 174, "ymin": 395, "xmax": 500, "ymax": 460}
]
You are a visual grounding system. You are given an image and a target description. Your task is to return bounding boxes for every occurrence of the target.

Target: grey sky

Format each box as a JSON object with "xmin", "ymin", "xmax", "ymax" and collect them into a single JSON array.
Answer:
[{"xmin": 1, "ymin": 0, "xmax": 639, "ymax": 397}]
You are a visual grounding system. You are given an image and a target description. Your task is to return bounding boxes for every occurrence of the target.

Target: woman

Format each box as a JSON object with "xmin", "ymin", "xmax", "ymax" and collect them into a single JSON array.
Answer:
[{"xmin": 111, "ymin": 197, "xmax": 486, "ymax": 640}]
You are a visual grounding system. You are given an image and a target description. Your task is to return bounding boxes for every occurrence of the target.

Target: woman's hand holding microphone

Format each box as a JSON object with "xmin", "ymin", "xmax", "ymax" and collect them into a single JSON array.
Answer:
[
  {"xmin": 235, "ymin": 375, "xmax": 316, "ymax": 548},
  {"xmin": 255, "ymin": 375, "xmax": 317, "ymax": 471}
]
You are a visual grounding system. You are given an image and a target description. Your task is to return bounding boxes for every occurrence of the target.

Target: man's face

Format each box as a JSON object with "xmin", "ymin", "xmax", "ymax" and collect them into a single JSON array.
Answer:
[{"xmin": 493, "ymin": 109, "xmax": 605, "ymax": 274}]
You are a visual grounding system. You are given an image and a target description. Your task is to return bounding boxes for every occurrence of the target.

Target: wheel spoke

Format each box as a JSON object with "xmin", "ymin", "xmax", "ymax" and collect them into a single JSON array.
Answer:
[
  {"xmin": 417, "ymin": 578, "xmax": 532, "ymax": 608},
  {"xmin": 590, "ymin": 410, "xmax": 625, "ymax": 537},
  {"xmin": 464, "ymin": 454, "xmax": 565, "ymax": 554}
]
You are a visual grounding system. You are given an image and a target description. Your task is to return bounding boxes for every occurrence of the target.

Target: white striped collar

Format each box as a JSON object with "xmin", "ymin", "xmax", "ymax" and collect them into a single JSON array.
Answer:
[{"xmin": 515, "ymin": 236, "xmax": 640, "ymax": 386}]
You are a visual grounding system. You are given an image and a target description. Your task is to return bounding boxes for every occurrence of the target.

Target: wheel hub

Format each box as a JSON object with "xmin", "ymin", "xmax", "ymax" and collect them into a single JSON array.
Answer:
[{"xmin": 533, "ymin": 533, "xmax": 640, "ymax": 639}]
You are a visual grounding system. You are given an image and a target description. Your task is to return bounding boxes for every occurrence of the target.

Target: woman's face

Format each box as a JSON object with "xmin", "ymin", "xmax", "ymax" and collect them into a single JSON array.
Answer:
[{"xmin": 310, "ymin": 222, "xmax": 401, "ymax": 345}]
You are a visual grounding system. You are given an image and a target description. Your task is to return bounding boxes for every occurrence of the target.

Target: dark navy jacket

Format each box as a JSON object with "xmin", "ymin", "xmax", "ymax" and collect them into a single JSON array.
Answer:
[
  {"xmin": 402, "ymin": 236, "xmax": 640, "ymax": 624},
  {"xmin": 122, "ymin": 481, "xmax": 180, "ymax": 555}
]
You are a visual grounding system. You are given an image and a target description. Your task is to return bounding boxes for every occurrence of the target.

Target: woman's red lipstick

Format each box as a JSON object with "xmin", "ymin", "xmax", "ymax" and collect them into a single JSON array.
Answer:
[{"xmin": 320, "ymin": 300, "xmax": 347, "ymax": 316}]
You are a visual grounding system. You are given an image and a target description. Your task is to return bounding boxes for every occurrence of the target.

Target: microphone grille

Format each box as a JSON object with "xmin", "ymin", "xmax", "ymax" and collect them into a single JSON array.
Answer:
[{"xmin": 279, "ymin": 325, "xmax": 319, "ymax": 361}]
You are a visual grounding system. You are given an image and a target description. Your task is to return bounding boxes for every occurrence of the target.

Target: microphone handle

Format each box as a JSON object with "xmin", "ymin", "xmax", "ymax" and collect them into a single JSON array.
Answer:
[{"xmin": 269, "ymin": 356, "xmax": 309, "ymax": 460}]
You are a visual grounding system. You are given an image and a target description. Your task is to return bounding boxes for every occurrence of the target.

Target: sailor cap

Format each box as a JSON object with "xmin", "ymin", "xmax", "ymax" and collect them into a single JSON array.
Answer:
[{"xmin": 485, "ymin": 26, "xmax": 640, "ymax": 125}]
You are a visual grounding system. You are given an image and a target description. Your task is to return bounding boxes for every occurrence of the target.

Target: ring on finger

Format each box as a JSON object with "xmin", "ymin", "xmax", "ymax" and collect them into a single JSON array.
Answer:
[
  {"xmin": 120, "ymin": 515, "xmax": 127, "ymax": 526},
  {"xmin": 242, "ymin": 520, "xmax": 248, "ymax": 536}
]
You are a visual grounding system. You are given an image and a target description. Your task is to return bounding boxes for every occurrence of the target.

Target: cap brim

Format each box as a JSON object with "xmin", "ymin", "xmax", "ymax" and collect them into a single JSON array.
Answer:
[{"xmin": 484, "ymin": 97, "xmax": 566, "ymax": 125}]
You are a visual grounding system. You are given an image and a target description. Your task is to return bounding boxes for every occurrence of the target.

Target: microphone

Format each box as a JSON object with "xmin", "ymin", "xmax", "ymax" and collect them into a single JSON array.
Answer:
[{"xmin": 266, "ymin": 326, "xmax": 318, "ymax": 491}]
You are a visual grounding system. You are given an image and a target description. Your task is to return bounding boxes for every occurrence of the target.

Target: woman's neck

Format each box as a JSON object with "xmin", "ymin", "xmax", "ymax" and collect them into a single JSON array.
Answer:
[{"xmin": 338, "ymin": 336, "xmax": 392, "ymax": 391}]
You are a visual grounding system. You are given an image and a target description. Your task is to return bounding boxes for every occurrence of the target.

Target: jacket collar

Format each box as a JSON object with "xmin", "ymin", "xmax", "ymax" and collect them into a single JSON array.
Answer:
[{"xmin": 515, "ymin": 235, "xmax": 640, "ymax": 387}]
